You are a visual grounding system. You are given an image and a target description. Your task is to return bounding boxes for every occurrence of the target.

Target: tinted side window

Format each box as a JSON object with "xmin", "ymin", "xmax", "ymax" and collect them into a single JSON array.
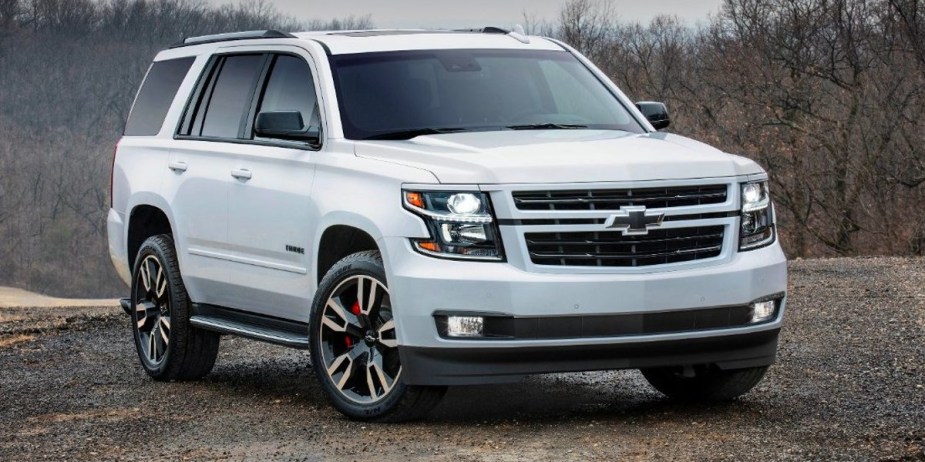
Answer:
[
  {"xmin": 257, "ymin": 55, "xmax": 318, "ymax": 130},
  {"xmin": 200, "ymin": 54, "xmax": 265, "ymax": 138},
  {"xmin": 124, "ymin": 57, "xmax": 194, "ymax": 136}
]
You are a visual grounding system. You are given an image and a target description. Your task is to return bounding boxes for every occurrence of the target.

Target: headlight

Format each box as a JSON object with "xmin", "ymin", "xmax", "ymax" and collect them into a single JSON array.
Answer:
[
  {"xmin": 739, "ymin": 181, "xmax": 775, "ymax": 251},
  {"xmin": 403, "ymin": 190, "xmax": 505, "ymax": 261}
]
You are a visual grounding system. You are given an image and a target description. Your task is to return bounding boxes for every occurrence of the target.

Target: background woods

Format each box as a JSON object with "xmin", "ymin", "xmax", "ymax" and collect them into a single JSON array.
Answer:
[
  {"xmin": 555, "ymin": 0, "xmax": 925, "ymax": 257},
  {"xmin": 0, "ymin": 0, "xmax": 369, "ymax": 296},
  {"xmin": 0, "ymin": 0, "xmax": 922, "ymax": 297}
]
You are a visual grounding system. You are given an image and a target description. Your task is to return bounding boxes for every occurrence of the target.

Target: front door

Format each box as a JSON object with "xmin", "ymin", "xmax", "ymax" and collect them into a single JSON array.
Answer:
[{"xmin": 224, "ymin": 53, "xmax": 323, "ymax": 321}]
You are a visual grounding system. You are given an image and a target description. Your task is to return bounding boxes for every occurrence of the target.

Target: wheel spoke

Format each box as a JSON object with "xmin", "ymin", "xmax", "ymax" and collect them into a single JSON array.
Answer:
[
  {"xmin": 321, "ymin": 316, "xmax": 346, "ymax": 332},
  {"xmin": 140, "ymin": 261, "xmax": 151, "ymax": 292},
  {"xmin": 355, "ymin": 277, "xmax": 366, "ymax": 314},
  {"xmin": 377, "ymin": 319, "xmax": 398, "ymax": 348},
  {"xmin": 158, "ymin": 318, "xmax": 170, "ymax": 345},
  {"xmin": 327, "ymin": 351, "xmax": 350, "ymax": 376},
  {"xmin": 155, "ymin": 266, "xmax": 167, "ymax": 298},
  {"xmin": 135, "ymin": 301, "xmax": 157, "ymax": 329},
  {"xmin": 322, "ymin": 300, "xmax": 350, "ymax": 332},
  {"xmin": 327, "ymin": 348, "xmax": 357, "ymax": 390},
  {"xmin": 135, "ymin": 303, "xmax": 148, "ymax": 329},
  {"xmin": 147, "ymin": 332, "xmax": 157, "ymax": 362},
  {"xmin": 153, "ymin": 329, "xmax": 161, "ymax": 359},
  {"xmin": 369, "ymin": 353, "xmax": 395, "ymax": 397},
  {"xmin": 335, "ymin": 368, "xmax": 352, "ymax": 390},
  {"xmin": 366, "ymin": 363, "xmax": 379, "ymax": 400},
  {"xmin": 146, "ymin": 259, "xmax": 157, "ymax": 293},
  {"xmin": 365, "ymin": 278, "xmax": 378, "ymax": 316}
]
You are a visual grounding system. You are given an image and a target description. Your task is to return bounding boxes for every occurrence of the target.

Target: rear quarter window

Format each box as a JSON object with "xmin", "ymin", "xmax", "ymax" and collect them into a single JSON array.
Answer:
[{"xmin": 124, "ymin": 57, "xmax": 195, "ymax": 136}]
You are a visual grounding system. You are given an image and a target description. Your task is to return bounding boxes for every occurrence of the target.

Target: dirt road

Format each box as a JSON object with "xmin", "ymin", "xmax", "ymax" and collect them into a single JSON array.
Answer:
[{"xmin": 1, "ymin": 258, "xmax": 923, "ymax": 460}]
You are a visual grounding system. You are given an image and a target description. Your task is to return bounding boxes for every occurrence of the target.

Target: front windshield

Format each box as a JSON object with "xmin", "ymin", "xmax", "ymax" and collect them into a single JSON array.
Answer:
[{"xmin": 329, "ymin": 49, "xmax": 646, "ymax": 140}]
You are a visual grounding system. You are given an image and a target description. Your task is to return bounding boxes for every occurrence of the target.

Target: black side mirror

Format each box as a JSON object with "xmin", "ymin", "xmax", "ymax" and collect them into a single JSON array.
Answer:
[
  {"xmin": 635, "ymin": 102, "xmax": 671, "ymax": 130},
  {"xmin": 255, "ymin": 111, "xmax": 320, "ymax": 144}
]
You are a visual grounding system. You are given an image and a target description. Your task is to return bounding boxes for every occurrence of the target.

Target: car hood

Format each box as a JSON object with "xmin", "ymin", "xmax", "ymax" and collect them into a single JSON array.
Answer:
[{"xmin": 353, "ymin": 130, "xmax": 764, "ymax": 184}]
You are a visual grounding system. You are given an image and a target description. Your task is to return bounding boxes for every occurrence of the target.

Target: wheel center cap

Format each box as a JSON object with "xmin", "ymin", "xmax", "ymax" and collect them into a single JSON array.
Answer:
[{"xmin": 364, "ymin": 331, "xmax": 377, "ymax": 345}]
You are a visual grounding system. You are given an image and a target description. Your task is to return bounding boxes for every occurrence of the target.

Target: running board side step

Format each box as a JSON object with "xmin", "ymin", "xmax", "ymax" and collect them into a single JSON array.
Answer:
[
  {"xmin": 119, "ymin": 298, "xmax": 132, "ymax": 315},
  {"xmin": 189, "ymin": 303, "xmax": 309, "ymax": 349}
]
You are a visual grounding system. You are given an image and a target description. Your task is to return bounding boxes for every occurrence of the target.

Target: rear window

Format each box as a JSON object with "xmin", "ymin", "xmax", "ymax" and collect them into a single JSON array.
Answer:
[{"xmin": 124, "ymin": 57, "xmax": 195, "ymax": 136}]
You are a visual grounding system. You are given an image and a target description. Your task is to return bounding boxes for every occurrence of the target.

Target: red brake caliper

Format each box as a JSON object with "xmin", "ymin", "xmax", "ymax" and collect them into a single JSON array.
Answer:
[{"xmin": 345, "ymin": 300, "xmax": 361, "ymax": 347}]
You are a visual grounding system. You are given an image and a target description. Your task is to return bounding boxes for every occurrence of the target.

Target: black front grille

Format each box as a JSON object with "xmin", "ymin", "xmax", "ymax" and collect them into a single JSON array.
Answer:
[
  {"xmin": 525, "ymin": 226, "xmax": 724, "ymax": 267},
  {"xmin": 512, "ymin": 185, "xmax": 728, "ymax": 211}
]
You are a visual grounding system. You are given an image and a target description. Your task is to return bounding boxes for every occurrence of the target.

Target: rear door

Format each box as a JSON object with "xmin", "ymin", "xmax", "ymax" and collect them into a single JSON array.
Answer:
[{"xmin": 164, "ymin": 53, "xmax": 269, "ymax": 307}]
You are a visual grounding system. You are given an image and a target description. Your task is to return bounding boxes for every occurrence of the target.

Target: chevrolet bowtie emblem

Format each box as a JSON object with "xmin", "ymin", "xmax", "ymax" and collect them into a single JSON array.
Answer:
[{"xmin": 605, "ymin": 206, "xmax": 665, "ymax": 235}]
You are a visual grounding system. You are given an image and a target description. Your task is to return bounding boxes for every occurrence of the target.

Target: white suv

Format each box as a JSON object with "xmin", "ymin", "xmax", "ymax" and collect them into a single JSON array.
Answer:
[{"xmin": 108, "ymin": 28, "xmax": 788, "ymax": 421}]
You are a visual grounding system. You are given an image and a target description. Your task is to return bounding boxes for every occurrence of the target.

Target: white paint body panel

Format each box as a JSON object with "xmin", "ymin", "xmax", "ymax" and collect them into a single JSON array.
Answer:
[{"xmin": 355, "ymin": 130, "xmax": 763, "ymax": 184}]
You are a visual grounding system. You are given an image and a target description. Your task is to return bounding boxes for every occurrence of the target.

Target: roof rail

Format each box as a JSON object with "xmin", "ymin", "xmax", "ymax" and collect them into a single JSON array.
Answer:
[
  {"xmin": 170, "ymin": 30, "xmax": 295, "ymax": 49},
  {"xmin": 452, "ymin": 26, "xmax": 530, "ymax": 44},
  {"xmin": 454, "ymin": 26, "xmax": 509, "ymax": 34}
]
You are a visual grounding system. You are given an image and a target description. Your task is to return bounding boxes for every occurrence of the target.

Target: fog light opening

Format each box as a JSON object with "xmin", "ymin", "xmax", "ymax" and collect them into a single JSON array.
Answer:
[
  {"xmin": 446, "ymin": 316, "xmax": 484, "ymax": 337},
  {"xmin": 750, "ymin": 300, "xmax": 777, "ymax": 323}
]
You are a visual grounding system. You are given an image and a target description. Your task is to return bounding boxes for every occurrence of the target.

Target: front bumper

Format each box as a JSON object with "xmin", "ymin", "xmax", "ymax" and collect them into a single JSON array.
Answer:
[
  {"xmin": 400, "ymin": 328, "xmax": 780, "ymax": 385},
  {"xmin": 381, "ymin": 235, "xmax": 788, "ymax": 385}
]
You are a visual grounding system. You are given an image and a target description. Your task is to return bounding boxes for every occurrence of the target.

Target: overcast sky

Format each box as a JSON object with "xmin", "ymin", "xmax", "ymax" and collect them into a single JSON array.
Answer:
[{"xmin": 208, "ymin": 0, "xmax": 725, "ymax": 29}]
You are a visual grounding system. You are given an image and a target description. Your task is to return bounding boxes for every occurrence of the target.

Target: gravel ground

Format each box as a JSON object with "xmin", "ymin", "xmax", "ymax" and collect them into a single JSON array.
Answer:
[{"xmin": 1, "ymin": 257, "xmax": 923, "ymax": 461}]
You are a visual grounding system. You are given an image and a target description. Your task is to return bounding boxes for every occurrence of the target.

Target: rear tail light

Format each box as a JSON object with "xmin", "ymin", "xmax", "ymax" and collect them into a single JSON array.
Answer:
[{"xmin": 110, "ymin": 143, "xmax": 119, "ymax": 208}]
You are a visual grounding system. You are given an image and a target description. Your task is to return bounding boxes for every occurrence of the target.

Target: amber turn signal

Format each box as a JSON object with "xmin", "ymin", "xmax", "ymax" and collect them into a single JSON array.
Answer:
[
  {"xmin": 405, "ymin": 191, "xmax": 425, "ymax": 209},
  {"xmin": 416, "ymin": 241, "xmax": 441, "ymax": 252}
]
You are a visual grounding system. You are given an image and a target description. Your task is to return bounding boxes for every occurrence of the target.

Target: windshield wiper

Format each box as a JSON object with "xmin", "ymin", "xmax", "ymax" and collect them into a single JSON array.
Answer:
[
  {"xmin": 363, "ymin": 127, "xmax": 472, "ymax": 140},
  {"xmin": 364, "ymin": 124, "xmax": 588, "ymax": 140},
  {"xmin": 505, "ymin": 123, "xmax": 589, "ymax": 130}
]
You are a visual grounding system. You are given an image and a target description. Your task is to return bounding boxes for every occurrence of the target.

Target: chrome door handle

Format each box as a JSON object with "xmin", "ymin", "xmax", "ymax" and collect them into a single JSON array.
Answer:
[
  {"xmin": 231, "ymin": 168, "xmax": 252, "ymax": 180},
  {"xmin": 168, "ymin": 160, "xmax": 188, "ymax": 173}
]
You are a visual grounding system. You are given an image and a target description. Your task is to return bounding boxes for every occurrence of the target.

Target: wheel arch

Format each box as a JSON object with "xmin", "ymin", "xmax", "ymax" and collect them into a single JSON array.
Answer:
[
  {"xmin": 314, "ymin": 217, "xmax": 383, "ymax": 284},
  {"xmin": 126, "ymin": 200, "xmax": 176, "ymax": 268}
]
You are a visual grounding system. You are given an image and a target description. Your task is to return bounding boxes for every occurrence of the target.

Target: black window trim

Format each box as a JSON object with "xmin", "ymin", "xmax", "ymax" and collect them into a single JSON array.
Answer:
[
  {"xmin": 238, "ymin": 53, "xmax": 272, "ymax": 138},
  {"xmin": 178, "ymin": 55, "xmax": 220, "ymax": 136},
  {"xmin": 184, "ymin": 52, "xmax": 268, "ymax": 140},
  {"xmin": 174, "ymin": 51, "xmax": 324, "ymax": 152},
  {"xmin": 246, "ymin": 53, "xmax": 324, "ymax": 150},
  {"xmin": 243, "ymin": 54, "xmax": 275, "ymax": 138}
]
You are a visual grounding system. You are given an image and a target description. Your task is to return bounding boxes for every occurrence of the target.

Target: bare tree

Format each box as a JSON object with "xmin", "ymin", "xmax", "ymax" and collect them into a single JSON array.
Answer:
[
  {"xmin": 549, "ymin": 0, "xmax": 925, "ymax": 257},
  {"xmin": 0, "ymin": 0, "xmax": 377, "ymax": 296},
  {"xmin": 3, "ymin": 0, "xmax": 925, "ymax": 296},
  {"xmin": 558, "ymin": 0, "xmax": 616, "ymax": 61}
]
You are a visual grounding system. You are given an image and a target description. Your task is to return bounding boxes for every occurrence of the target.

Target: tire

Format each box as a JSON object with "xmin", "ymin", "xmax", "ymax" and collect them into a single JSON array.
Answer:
[
  {"xmin": 641, "ymin": 365, "xmax": 769, "ymax": 401},
  {"xmin": 309, "ymin": 250, "xmax": 446, "ymax": 422},
  {"xmin": 130, "ymin": 234, "xmax": 220, "ymax": 381}
]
